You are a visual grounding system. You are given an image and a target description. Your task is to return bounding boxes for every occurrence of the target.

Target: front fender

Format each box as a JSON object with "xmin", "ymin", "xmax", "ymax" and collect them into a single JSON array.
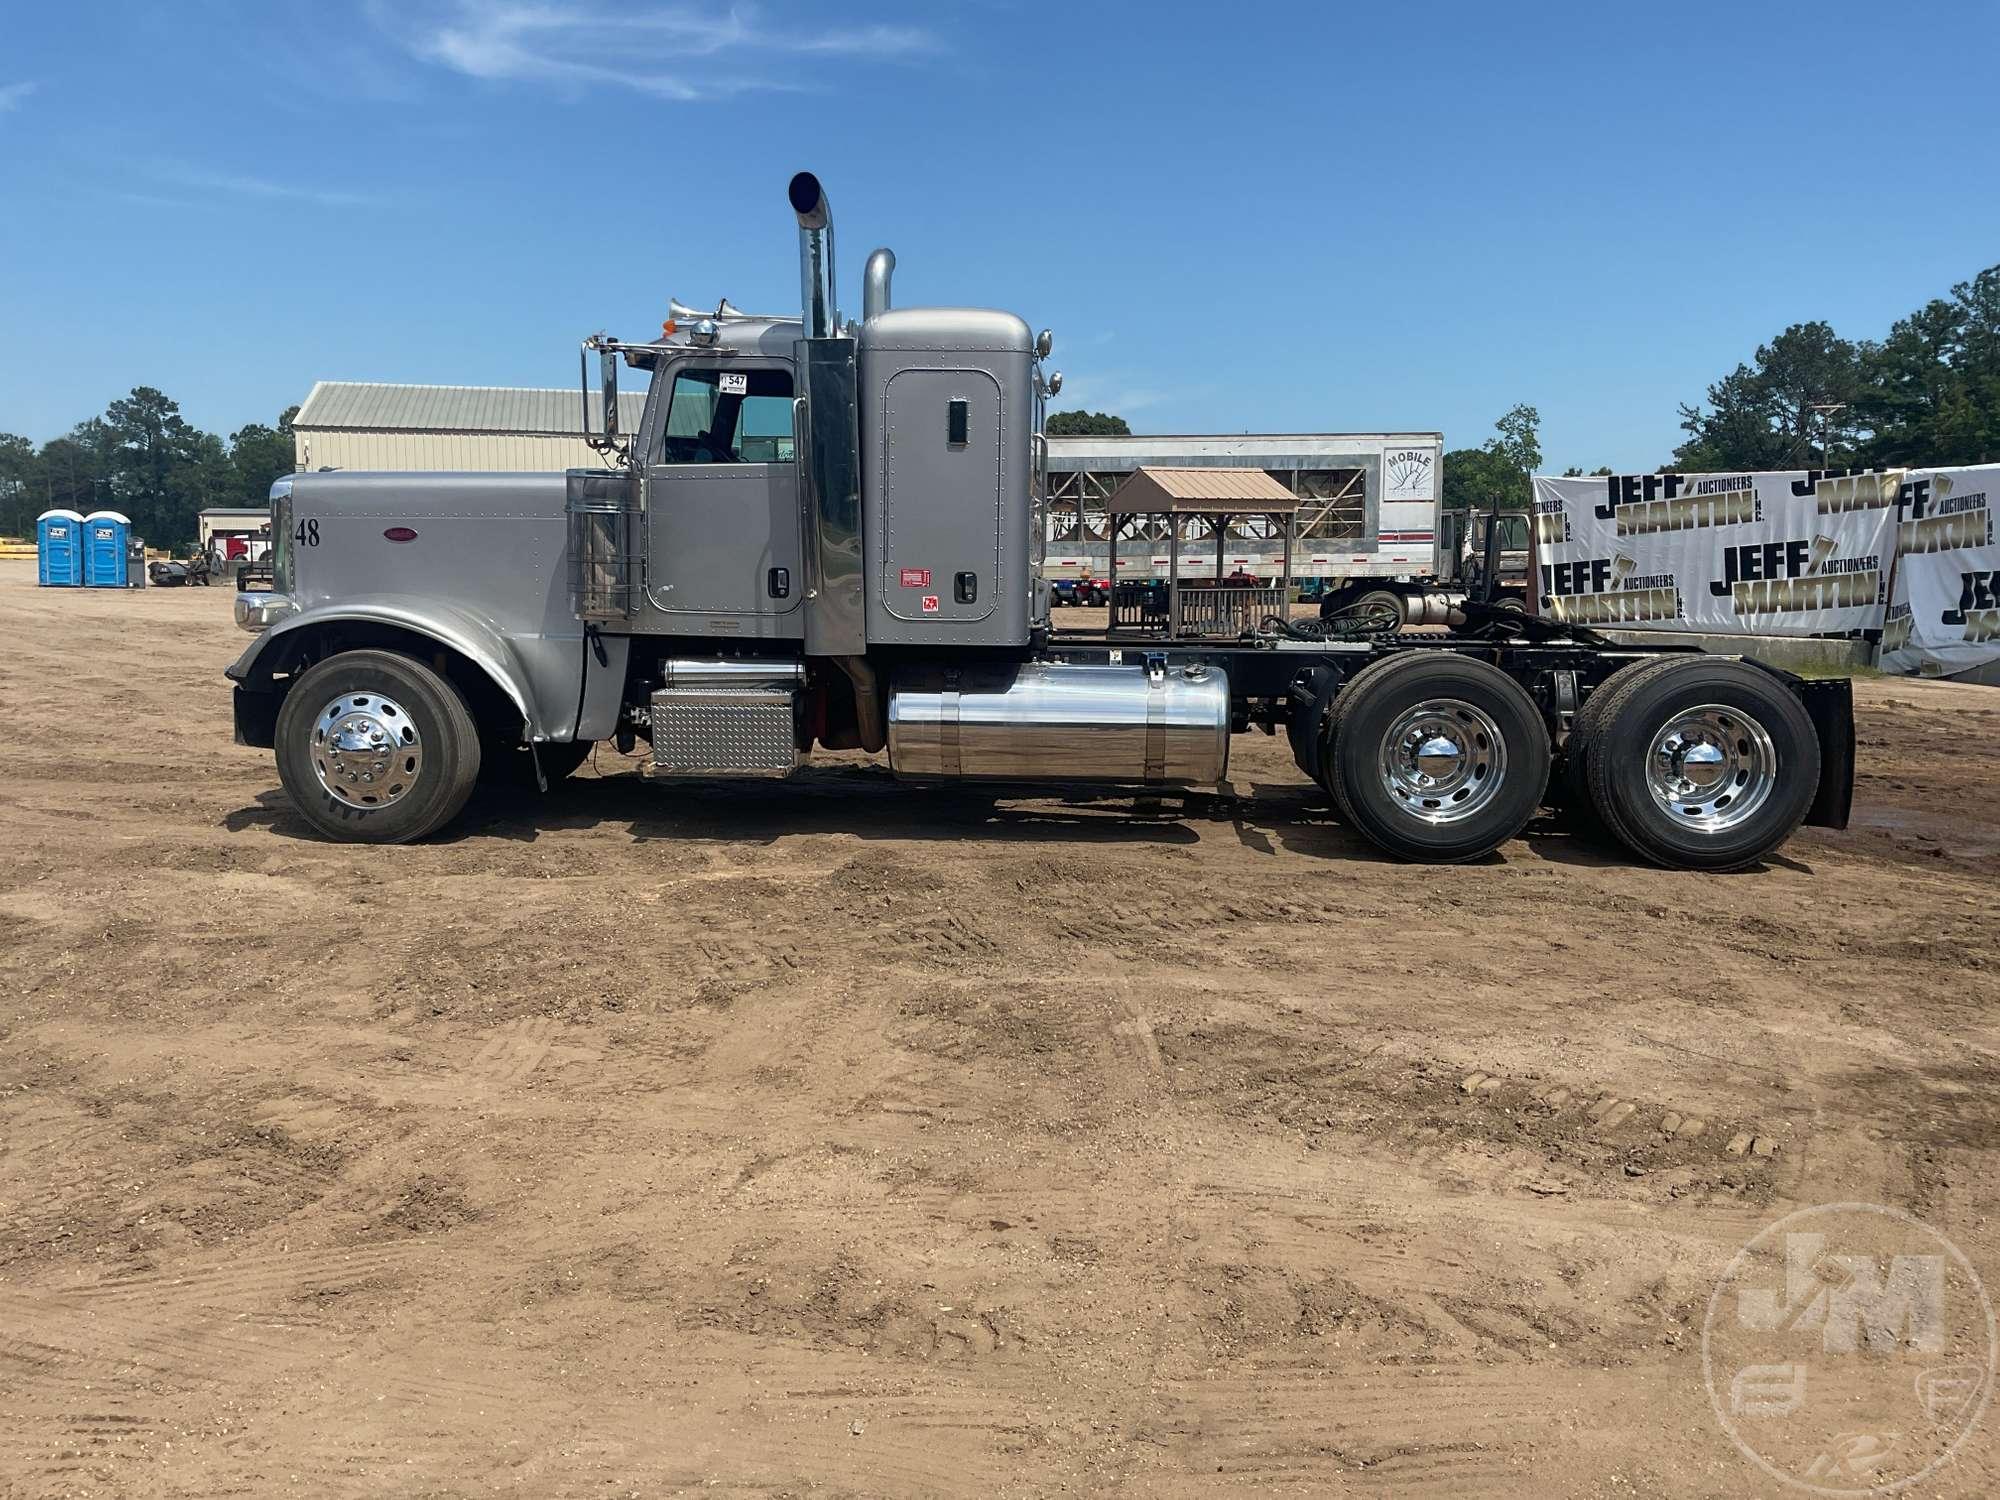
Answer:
[{"xmin": 227, "ymin": 595, "xmax": 540, "ymax": 732}]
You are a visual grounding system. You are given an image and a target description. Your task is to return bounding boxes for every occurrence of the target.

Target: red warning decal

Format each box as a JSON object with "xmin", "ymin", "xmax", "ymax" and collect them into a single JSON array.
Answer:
[
  {"xmin": 920, "ymin": 594, "xmax": 941, "ymax": 613},
  {"xmin": 900, "ymin": 567, "xmax": 932, "ymax": 588}
]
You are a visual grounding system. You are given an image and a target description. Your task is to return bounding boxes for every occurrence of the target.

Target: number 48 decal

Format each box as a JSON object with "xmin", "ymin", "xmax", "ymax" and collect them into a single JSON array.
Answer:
[{"xmin": 294, "ymin": 518, "xmax": 320, "ymax": 546}]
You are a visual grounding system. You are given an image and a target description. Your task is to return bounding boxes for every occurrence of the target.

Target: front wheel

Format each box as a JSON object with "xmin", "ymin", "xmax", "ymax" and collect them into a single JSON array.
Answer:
[
  {"xmin": 274, "ymin": 649, "xmax": 483, "ymax": 843},
  {"xmin": 1323, "ymin": 653, "xmax": 1551, "ymax": 862},
  {"xmin": 1583, "ymin": 658, "xmax": 1819, "ymax": 871}
]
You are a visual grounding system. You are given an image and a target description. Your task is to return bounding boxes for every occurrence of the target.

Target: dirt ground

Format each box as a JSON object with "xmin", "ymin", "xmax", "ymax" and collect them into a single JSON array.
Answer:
[{"xmin": 1, "ymin": 558, "xmax": 1996, "ymax": 1498}]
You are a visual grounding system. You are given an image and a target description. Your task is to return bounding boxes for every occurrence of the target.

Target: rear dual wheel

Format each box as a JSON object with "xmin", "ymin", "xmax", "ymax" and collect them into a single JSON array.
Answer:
[
  {"xmin": 1322, "ymin": 653, "xmax": 1551, "ymax": 862},
  {"xmin": 1569, "ymin": 657, "xmax": 1818, "ymax": 871}
]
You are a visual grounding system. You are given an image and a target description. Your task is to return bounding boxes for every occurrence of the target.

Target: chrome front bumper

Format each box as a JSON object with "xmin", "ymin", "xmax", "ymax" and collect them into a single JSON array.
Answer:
[{"xmin": 234, "ymin": 590, "xmax": 300, "ymax": 633}]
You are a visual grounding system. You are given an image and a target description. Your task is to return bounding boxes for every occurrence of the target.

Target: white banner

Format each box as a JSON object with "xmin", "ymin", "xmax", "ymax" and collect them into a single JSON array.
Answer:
[
  {"xmin": 1531, "ymin": 469, "xmax": 1900, "ymax": 635},
  {"xmin": 1880, "ymin": 465, "xmax": 2000, "ymax": 677}
]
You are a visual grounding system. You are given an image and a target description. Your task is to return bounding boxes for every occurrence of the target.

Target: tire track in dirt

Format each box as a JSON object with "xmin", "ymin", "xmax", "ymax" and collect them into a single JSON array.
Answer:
[
  {"xmin": 1076, "ymin": 975, "xmax": 1197, "ymax": 1495},
  {"xmin": 36, "ymin": 1239, "xmax": 423, "ymax": 1310},
  {"xmin": 1152, "ymin": 1363, "xmax": 1548, "ymax": 1488},
  {"xmin": 0, "ymin": 1243, "xmax": 521, "ymax": 1492},
  {"xmin": 440, "ymin": 1372, "xmax": 1039, "ymax": 1496}
]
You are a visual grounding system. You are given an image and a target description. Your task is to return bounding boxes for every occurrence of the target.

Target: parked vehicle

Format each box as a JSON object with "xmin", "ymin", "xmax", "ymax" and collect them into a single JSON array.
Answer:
[
  {"xmin": 149, "ymin": 552, "xmax": 213, "ymax": 587},
  {"xmin": 225, "ymin": 171, "xmax": 1853, "ymax": 869},
  {"xmin": 1440, "ymin": 507, "xmax": 1531, "ymax": 608},
  {"xmin": 1317, "ymin": 507, "xmax": 1531, "ymax": 628},
  {"xmin": 1049, "ymin": 575, "xmax": 1113, "ymax": 607},
  {"xmin": 1044, "ymin": 432, "xmax": 1451, "ymax": 613}
]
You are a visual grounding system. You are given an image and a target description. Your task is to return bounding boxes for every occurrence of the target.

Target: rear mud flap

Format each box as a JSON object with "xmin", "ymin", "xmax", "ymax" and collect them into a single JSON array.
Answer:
[{"xmin": 1795, "ymin": 676, "xmax": 1855, "ymax": 830}]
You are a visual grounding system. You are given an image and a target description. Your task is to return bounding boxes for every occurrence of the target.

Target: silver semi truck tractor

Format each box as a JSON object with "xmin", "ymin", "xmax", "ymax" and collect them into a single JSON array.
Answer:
[{"xmin": 226, "ymin": 172, "xmax": 1854, "ymax": 869}]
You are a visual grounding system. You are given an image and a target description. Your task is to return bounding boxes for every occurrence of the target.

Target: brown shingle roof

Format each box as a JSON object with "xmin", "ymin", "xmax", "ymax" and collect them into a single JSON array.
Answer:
[{"xmin": 1112, "ymin": 466, "xmax": 1302, "ymax": 513}]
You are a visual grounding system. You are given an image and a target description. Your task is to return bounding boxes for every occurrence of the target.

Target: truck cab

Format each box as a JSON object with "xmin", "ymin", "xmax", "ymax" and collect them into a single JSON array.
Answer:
[{"xmin": 1442, "ymin": 508, "xmax": 1532, "ymax": 607}]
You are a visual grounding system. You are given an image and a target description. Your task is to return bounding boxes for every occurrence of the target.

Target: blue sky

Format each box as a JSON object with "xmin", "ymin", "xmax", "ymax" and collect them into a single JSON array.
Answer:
[{"xmin": 2, "ymin": 0, "xmax": 1997, "ymax": 470}]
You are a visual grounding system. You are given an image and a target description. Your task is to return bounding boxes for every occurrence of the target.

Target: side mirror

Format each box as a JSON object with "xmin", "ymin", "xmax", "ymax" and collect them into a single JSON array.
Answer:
[
  {"xmin": 1047, "ymin": 370, "xmax": 1063, "ymax": 396},
  {"xmin": 579, "ymin": 336, "xmax": 629, "ymax": 459},
  {"xmin": 1035, "ymin": 328, "xmax": 1054, "ymax": 358},
  {"xmin": 600, "ymin": 348, "xmax": 622, "ymax": 451}
]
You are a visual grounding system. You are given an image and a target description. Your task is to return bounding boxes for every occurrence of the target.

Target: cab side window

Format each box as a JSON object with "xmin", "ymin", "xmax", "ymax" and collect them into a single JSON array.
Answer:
[{"xmin": 659, "ymin": 367, "xmax": 796, "ymax": 464}]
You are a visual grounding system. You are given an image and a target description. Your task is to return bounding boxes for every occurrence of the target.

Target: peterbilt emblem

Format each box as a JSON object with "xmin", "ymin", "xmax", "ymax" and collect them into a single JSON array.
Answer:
[{"xmin": 383, "ymin": 527, "xmax": 419, "ymax": 543}]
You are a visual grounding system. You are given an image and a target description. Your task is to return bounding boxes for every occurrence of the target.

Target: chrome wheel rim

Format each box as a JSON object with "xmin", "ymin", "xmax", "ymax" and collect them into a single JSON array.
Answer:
[
  {"xmin": 1377, "ymin": 697, "xmax": 1507, "ymax": 825},
  {"xmin": 1644, "ymin": 703, "xmax": 1775, "ymax": 833},
  {"xmin": 310, "ymin": 692, "xmax": 423, "ymax": 808}
]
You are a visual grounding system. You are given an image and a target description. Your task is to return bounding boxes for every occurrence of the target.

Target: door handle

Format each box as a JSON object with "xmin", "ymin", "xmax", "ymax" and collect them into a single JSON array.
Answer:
[{"xmin": 768, "ymin": 566, "xmax": 791, "ymax": 599}]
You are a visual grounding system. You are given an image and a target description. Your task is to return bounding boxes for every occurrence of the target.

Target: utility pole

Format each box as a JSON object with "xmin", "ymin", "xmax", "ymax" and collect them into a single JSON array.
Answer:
[{"xmin": 1808, "ymin": 402, "xmax": 1848, "ymax": 471}]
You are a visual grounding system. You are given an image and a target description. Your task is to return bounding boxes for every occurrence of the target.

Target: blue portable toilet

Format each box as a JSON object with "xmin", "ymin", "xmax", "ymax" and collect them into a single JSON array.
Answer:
[
  {"xmin": 36, "ymin": 509, "xmax": 85, "ymax": 586},
  {"xmin": 82, "ymin": 510, "xmax": 132, "ymax": 588}
]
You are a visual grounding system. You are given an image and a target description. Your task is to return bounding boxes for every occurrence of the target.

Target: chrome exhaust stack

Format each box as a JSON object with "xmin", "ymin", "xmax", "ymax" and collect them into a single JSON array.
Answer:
[
  {"xmin": 788, "ymin": 170, "xmax": 869, "ymax": 663},
  {"xmin": 862, "ymin": 247, "xmax": 895, "ymax": 323},
  {"xmin": 787, "ymin": 171, "xmax": 839, "ymax": 337}
]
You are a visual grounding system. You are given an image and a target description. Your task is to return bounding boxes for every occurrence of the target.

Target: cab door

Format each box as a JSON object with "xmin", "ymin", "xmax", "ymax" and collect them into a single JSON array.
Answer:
[{"xmin": 644, "ymin": 359, "xmax": 804, "ymax": 638}]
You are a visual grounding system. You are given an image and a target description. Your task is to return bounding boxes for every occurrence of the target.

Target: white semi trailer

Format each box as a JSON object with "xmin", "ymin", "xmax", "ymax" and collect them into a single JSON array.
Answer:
[{"xmin": 1044, "ymin": 433, "xmax": 1533, "ymax": 625}]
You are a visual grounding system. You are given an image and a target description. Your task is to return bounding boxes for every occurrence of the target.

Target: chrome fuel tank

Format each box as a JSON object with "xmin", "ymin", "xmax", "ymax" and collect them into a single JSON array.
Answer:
[{"xmin": 887, "ymin": 661, "xmax": 1230, "ymax": 785}]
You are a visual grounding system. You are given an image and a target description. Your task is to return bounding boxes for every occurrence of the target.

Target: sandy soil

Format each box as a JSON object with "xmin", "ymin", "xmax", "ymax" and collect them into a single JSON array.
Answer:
[{"xmin": 1, "ymin": 558, "xmax": 1996, "ymax": 1498}]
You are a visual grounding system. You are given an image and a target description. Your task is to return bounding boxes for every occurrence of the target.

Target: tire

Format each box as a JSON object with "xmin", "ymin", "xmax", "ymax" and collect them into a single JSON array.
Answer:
[
  {"xmin": 275, "ymin": 649, "xmax": 483, "ymax": 844},
  {"xmin": 1560, "ymin": 656, "xmax": 1686, "ymax": 825},
  {"xmin": 1585, "ymin": 657, "xmax": 1819, "ymax": 871},
  {"xmin": 1323, "ymin": 652, "xmax": 1551, "ymax": 862},
  {"xmin": 1317, "ymin": 587, "xmax": 1405, "ymax": 629},
  {"xmin": 1352, "ymin": 589, "xmax": 1407, "ymax": 631}
]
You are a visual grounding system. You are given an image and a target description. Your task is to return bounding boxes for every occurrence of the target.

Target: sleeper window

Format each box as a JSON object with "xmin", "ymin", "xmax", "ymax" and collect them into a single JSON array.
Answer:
[{"xmin": 659, "ymin": 368, "xmax": 796, "ymax": 464}]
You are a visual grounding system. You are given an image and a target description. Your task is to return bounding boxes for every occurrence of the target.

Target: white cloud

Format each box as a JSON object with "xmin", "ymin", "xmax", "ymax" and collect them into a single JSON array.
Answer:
[
  {"xmin": 0, "ymin": 81, "xmax": 36, "ymax": 113},
  {"xmin": 152, "ymin": 164, "xmax": 377, "ymax": 208},
  {"xmin": 373, "ymin": 1, "xmax": 936, "ymax": 100},
  {"xmin": 1050, "ymin": 370, "xmax": 1175, "ymax": 416},
  {"xmin": 111, "ymin": 191, "xmax": 200, "ymax": 210}
]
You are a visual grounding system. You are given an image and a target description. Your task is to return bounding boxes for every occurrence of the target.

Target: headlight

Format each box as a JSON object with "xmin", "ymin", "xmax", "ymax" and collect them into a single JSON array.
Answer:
[{"xmin": 234, "ymin": 591, "xmax": 299, "ymax": 633}]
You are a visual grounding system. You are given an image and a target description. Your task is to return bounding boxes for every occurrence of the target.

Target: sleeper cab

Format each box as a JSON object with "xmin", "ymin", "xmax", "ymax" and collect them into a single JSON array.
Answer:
[{"xmin": 857, "ymin": 307, "xmax": 1034, "ymax": 649}]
